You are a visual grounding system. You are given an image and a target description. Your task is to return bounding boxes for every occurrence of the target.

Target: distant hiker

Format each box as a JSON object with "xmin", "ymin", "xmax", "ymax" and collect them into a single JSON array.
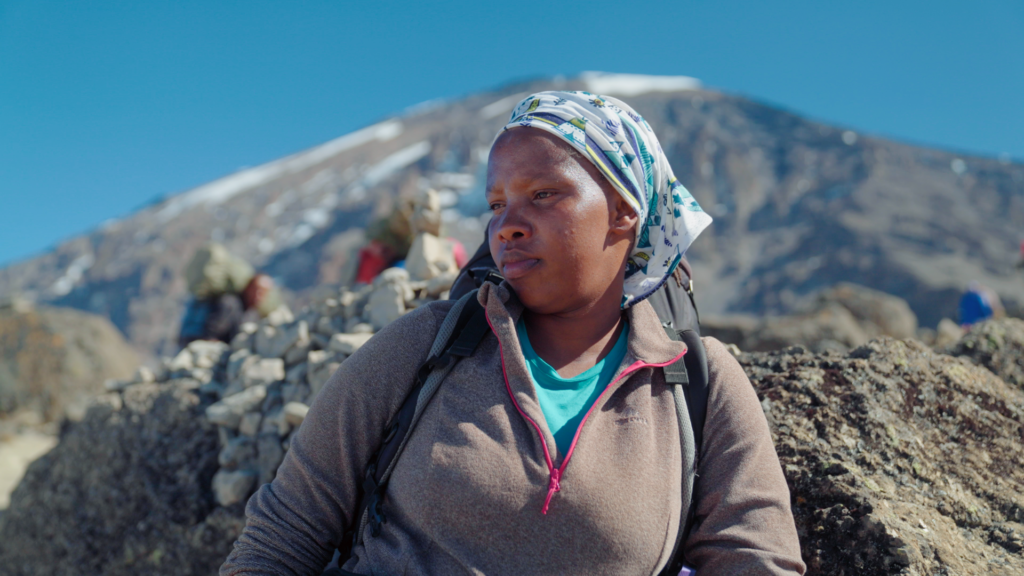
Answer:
[
  {"xmin": 353, "ymin": 190, "xmax": 468, "ymax": 285},
  {"xmin": 222, "ymin": 92, "xmax": 804, "ymax": 575},
  {"xmin": 958, "ymin": 281, "xmax": 1003, "ymax": 327},
  {"xmin": 178, "ymin": 243, "xmax": 281, "ymax": 347}
]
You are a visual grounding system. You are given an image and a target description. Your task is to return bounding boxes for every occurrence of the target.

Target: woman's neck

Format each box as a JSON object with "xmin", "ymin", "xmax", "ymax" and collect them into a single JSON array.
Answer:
[{"xmin": 522, "ymin": 294, "xmax": 626, "ymax": 379}]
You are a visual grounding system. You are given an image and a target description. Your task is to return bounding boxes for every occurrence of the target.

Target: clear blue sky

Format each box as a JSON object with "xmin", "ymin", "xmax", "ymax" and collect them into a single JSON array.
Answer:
[{"xmin": 1, "ymin": 0, "xmax": 1022, "ymax": 266}]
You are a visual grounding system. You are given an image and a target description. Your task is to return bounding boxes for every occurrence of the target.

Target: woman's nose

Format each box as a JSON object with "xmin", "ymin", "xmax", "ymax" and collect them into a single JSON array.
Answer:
[{"xmin": 493, "ymin": 205, "xmax": 530, "ymax": 243}]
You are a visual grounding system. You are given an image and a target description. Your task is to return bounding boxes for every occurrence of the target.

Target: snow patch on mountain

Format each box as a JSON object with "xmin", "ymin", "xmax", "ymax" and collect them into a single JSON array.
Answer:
[
  {"xmin": 360, "ymin": 141, "xmax": 432, "ymax": 189},
  {"xmin": 50, "ymin": 254, "xmax": 94, "ymax": 296},
  {"xmin": 581, "ymin": 72, "xmax": 701, "ymax": 97},
  {"xmin": 155, "ymin": 120, "xmax": 405, "ymax": 222},
  {"xmin": 479, "ymin": 93, "xmax": 529, "ymax": 120}
]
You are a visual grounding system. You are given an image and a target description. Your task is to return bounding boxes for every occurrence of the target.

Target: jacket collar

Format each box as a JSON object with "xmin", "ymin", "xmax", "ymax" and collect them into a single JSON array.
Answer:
[{"xmin": 478, "ymin": 281, "xmax": 686, "ymax": 368}]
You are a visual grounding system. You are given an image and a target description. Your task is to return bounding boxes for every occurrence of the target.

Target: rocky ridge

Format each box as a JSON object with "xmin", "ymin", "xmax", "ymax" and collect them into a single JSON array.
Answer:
[
  {"xmin": 1, "ymin": 295, "xmax": 1023, "ymax": 574},
  {"xmin": 745, "ymin": 338, "xmax": 1024, "ymax": 574},
  {"xmin": 703, "ymin": 282, "xmax": 920, "ymax": 353},
  {"xmin": 0, "ymin": 298, "xmax": 140, "ymax": 424},
  {"xmin": 946, "ymin": 317, "xmax": 1024, "ymax": 392}
]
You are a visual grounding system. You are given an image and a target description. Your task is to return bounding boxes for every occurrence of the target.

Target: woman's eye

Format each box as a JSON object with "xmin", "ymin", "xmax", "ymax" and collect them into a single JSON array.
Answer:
[
  {"xmin": 488, "ymin": 202, "xmax": 504, "ymax": 212},
  {"xmin": 535, "ymin": 191, "xmax": 554, "ymax": 200}
]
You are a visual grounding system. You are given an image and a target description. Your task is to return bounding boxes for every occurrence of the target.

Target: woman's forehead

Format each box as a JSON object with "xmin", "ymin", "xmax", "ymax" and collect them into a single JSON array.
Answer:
[
  {"xmin": 491, "ymin": 127, "xmax": 577, "ymax": 161},
  {"xmin": 487, "ymin": 130, "xmax": 616, "ymax": 201}
]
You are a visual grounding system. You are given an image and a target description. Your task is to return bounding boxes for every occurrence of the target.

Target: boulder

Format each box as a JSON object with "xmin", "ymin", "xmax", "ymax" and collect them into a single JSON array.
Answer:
[
  {"xmin": 166, "ymin": 347, "xmax": 194, "ymax": 373},
  {"xmin": 238, "ymin": 411, "xmax": 262, "ymax": 437},
  {"xmin": 344, "ymin": 318, "xmax": 375, "ymax": 334},
  {"xmin": 0, "ymin": 379, "xmax": 242, "ymax": 575},
  {"xmin": 934, "ymin": 318, "xmax": 964, "ymax": 348},
  {"xmin": 226, "ymin": 349, "xmax": 254, "ymax": 385},
  {"xmin": 133, "ymin": 365, "xmax": 155, "ymax": 384},
  {"xmin": 810, "ymin": 283, "xmax": 918, "ymax": 339},
  {"xmin": 230, "ymin": 330, "xmax": 253, "ymax": 352},
  {"xmin": 205, "ymin": 385, "xmax": 267, "ymax": 429},
  {"xmin": 947, "ymin": 317, "xmax": 1024, "ymax": 391},
  {"xmin": 741, "ymin": 338, "xmax": 1024, "ymax": 574},
  {"xmin": 217, "ymin": 436, "xmax": 256, "ymax": 470},
  {"xmin": 255, "ymin": 320, "xmax": 309, "ymax": 360},
  {"xmin": 366, "ymin": 283, "xmax": 406, "ymax": 330},
  {"xmin": 283, "ymin": 402, "xmax": 309, "ymax": 426},
  {"xmin": 702, "ymin": 283, "xmax": 920, "ymax": 353},
  {"xmin": 187, "ymin": 340, "xmax": 230, "ymax": 369},
  {"xmin": 240, "ymin": 358, "xmax": 284, "ymax": 389},
  {"xmin": 411, "ymin": 188, "xmax": 442, "ymax": 236},
  {"xmin": 284, "ymin": 340, "xmax": 311, "ymax": 366},
  {"xmin": 265, "ymin": 305, "xmax": 295, "ymax": 327},
  {"xmin": 405, "ymin": 233, "xmax": 457, "ymax": 281},
  {"xmin": 329, "ymin": 333, "xmax": 373, "ymax": 355},
  {"xmin": 212, "ymin": 469, "xmax": 257, "ymax": 507},
  {"xmin": 703, "ymin": 304, "xmax": 868, "ymax": 353},
  {"xmin": 426, "ymin": 270, "xmax": 458, "ymax": 297}
]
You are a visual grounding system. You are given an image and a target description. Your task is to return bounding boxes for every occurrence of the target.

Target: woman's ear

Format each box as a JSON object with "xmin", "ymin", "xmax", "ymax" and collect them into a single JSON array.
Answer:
[{"xmin": 610, "ymin": 193, "xmax": 639, "ymax": 237}]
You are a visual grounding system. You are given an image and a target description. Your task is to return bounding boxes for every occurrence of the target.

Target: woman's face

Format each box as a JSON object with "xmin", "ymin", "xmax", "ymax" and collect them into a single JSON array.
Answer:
[{"xmin": 485, "ymin": 128, "xmax": 638, "ymax": 315}]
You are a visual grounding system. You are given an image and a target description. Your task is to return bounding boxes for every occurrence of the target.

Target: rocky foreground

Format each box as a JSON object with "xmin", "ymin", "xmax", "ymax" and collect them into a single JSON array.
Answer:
[{"xmin": 0, "ymin": 285, "xmax": 1022, "ymax": 574}]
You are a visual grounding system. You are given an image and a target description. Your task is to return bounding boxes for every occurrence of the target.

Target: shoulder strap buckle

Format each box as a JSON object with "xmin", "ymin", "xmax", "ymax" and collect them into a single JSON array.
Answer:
[{"xmin": 661, "ymin": 326, "xmax": 689, "ymax": 385}]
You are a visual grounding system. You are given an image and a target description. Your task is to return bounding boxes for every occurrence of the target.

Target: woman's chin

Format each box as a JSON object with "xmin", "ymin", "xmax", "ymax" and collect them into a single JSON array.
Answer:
[{"xmin": 508, "ymin": 281, "xmax": 567, "ymax": 314}]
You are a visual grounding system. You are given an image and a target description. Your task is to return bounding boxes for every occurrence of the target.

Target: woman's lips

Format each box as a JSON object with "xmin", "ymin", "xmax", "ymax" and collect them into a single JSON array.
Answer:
[{"xmin": 501, "ymin": 258, "xmax": 540, "ymax": 279}]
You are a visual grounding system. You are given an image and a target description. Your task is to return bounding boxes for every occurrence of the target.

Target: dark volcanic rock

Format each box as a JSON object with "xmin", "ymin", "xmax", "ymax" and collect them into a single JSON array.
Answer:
[
  {"xmin": 0, "ymin": 380, "xmax": 242, "ymax": 576},
  {"xmin": 742, "ymin": 338, "xmax": 1024, "ymax": 574},
  {"xmin": 947, "ymin": 318, "xmax": 1024, "ymax": 392}
]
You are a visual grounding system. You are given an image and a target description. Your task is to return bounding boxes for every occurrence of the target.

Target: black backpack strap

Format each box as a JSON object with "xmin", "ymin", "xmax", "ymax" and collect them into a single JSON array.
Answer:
[
  {"xmin": 334, "ymin": 291, "xmax": 492, "ymax": 571},
  {"xmin": 659, "ymin": 327, "xmax": 710, "ymax": 576},
  {"xmin": 677, "ymin": 329, "xmax": 709, "ymax": 456}
]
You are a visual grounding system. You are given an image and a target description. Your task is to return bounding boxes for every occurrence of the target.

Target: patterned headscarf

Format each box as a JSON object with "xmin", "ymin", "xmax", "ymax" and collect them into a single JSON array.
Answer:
[{"xmin": 499, "ymin": 91, "xmax": 713, "ymax": 308}]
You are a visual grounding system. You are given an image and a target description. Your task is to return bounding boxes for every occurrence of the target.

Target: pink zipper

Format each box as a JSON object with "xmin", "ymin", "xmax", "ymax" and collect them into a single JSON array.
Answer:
[{"xmin": 486, "ymin": 312, "xmax": 687, "ymax": 514}]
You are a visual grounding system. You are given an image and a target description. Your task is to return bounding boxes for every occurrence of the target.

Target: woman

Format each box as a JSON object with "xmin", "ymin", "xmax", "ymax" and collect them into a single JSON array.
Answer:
[{"xmin": 222, "ymin": 92, "xmax": 805, "ymax": 575}]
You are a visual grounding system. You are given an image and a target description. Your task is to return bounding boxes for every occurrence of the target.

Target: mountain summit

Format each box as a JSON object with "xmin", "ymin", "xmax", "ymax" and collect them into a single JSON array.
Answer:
[{"xmin": 1, "ymin": 74, "xmax": 1022, "ymax": 355}]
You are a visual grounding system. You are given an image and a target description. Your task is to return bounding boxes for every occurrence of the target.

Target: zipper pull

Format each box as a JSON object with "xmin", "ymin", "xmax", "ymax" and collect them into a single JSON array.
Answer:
[{"xmin": 541, "ymin": 469, "xmax": 561, "ymax": 515}]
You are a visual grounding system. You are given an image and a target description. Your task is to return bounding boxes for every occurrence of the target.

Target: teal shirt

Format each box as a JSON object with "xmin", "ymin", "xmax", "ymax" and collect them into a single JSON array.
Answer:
[{"xmin": 516, "ymin": 319, "xmax": 630, "ymax": 456}]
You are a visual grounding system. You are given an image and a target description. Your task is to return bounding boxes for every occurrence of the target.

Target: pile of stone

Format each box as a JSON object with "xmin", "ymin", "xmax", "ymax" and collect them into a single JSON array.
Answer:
[{"xmin": 107, "ymin": 265, "xmax": 455, "ymax": 509}]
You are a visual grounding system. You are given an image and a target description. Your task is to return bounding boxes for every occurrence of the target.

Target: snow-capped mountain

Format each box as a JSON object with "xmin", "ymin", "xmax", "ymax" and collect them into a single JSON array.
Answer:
[{"xmin": 2, "ymin": 73, "xmax": 1022, "ymax": 356}]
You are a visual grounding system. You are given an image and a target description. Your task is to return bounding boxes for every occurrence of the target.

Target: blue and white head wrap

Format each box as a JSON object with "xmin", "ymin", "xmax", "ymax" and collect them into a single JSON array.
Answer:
[{"xmin": 500, "ymin": 91, "xmax": 713, "ymax": 308}]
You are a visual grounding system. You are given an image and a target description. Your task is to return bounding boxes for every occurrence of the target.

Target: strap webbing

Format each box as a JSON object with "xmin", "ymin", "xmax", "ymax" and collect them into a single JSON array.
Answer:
[
  {"xmin": 353, "ymin": 290, "xmax": 485, "ymax": 547},
  {"xmin": 657, "ymin": 327, "xmax": 711, "ymax": 576},
  {"xmin": 662, "ymin": 326, "xmax": 690, "ymax": 385}
]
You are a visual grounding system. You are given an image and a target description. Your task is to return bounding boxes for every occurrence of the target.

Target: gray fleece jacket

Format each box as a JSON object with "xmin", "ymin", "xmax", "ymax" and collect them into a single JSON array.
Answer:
[{"xmin": 221, "ymin": 282, "xmax": 805, "ymax": 575}]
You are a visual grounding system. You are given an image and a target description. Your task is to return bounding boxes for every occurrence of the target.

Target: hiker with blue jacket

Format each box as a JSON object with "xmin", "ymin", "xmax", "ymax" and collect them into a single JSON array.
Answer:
[{"xmin": 222, "ymin": 92, "xmax": 804, "ymax": 575}]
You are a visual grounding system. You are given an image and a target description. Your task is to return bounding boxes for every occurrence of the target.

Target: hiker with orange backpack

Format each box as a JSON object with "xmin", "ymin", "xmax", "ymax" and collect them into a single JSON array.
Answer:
[{"xmin": 222, "ymin": 92, "xmax": 803, "ymax": 575}]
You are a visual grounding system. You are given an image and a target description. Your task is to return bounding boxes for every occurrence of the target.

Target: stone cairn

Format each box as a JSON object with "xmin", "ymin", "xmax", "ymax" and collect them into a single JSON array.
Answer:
[
  {"xmin": 104, "ymin": 268, "xmax": 458, "ymax": 511},
  {"xmin": 101, "ymin": 189, "xmax": 464, "ymax": 508}
]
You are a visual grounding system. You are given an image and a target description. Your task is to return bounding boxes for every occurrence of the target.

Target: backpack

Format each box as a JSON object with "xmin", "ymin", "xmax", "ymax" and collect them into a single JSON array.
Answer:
[
  {"xmin": 328, "ymin": 257, "xmax": 709, "ymax": 575},
  {"xmin": 177, "ymin": 293, "xmax": 245, "ymax": 348}
]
